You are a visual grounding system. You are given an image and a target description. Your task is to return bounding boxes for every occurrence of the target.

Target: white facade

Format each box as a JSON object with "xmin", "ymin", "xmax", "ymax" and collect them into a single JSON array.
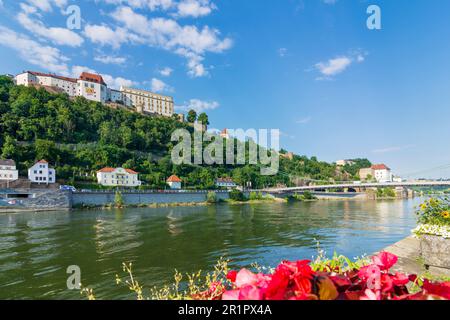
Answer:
[
  {"xmin": 15, "ymin": 71, "xmax": 78, "ymax": 96},
  {"xmin": 121, "ymin": 86, "xmax": 174, "ymax": 117},
  {"xmin": 0, "ymin": 160, "xmax": 19, "ymax": 182},
  {"xmin": 97, "ymin": 168, "xmax": 142, "ymax": 187},
  {"xmin": 215, "ymin": 178, "xmax": 237, "ymax": 189},
  {"xmin": 372, "ymin": 165, "xmax": 393, "ymax": 183},
  {"xmin": 28, "ymin": 160, "xmax": 56, "ymax": 184},
  {"xmin": 109, "ymin": 89, "xmax": 123, "ymax": 103}
]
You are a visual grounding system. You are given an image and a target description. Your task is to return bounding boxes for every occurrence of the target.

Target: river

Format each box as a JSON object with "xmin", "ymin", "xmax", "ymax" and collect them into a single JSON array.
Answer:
[{"xmin": 0, "ymin": 198, "xmax": 422, "ymax": 299}]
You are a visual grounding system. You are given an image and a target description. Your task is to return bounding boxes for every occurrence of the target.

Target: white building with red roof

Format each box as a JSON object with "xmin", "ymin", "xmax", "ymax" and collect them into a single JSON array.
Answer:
[
  {"xmin": 97, "ymin": 167, "xmax": 142, "ymax": 187},
  {"xmin": 371, "ymin": 164, "xmax": 393, "ymax": 183},
  {"xmin": 166, "ymin": 175, "xmax": 182, "ymax": 190},
  {"xmin": 28, "ymin": 160, "xmax": 56, "ymax": 184},
  {"xmin": 359, "ymin": 164, "xmax": 393, "ymax": 183}
]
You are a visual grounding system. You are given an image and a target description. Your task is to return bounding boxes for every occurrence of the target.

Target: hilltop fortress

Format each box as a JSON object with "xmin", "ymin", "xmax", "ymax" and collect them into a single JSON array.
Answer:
[{"xmin": 15, "ymin": 71, "xmax": 176, "ymax": 118}]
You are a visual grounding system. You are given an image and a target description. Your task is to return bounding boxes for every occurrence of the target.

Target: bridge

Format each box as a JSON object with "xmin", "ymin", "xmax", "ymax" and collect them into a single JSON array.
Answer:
[{"xmin": 263, "ymin": 181, "xmax": 450, "ymax": 193}]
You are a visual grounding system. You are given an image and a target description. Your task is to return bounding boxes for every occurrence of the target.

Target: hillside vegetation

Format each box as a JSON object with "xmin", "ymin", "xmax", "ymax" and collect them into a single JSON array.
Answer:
[{"xmin": 0, "ymin": 76, "xmax": 368, "ymax": 189}]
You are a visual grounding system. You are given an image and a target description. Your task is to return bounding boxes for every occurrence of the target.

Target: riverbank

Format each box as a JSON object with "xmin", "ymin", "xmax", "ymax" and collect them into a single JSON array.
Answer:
[{"xmin": 380, "ymin": 236, "xmax": 450, "ymax": 279}]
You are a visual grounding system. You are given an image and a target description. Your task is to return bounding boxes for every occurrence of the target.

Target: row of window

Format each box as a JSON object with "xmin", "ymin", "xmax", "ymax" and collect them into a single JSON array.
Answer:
[
  {"xmin": 34, "ymin": 176, "xmax": 53, "ymax": 182},
  {"xmin": 0, "ymin": 174, "xmax": 14, "ymax": 178}
]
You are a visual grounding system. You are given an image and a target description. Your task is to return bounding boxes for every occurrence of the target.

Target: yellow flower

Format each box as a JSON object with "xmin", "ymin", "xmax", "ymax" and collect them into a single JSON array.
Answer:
[
  {"xmin": 420, "ymin": 204, "xmax": 427, "ymax": 210},
  {"xmin": 441, "ymin": 211, "xmax": 450, "ymax": 219}
]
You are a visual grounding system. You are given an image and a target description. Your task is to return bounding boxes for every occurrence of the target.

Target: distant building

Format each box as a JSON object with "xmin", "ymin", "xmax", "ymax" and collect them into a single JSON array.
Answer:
[
  {"xmin": 0, "ymin": 159, "xmax": 19, "ymax": 182},
  {"xmin": 120, "ymin": 86, "xmax": 174, "ymax": 117},
  {"xmin": 359, "ymin": 164, "xmax": 393, "ymax": 183},
  {"xmin": 167, "ymin": 175, "xmax": 182, "ymax": 190},
  {"xmin": 220, "ymin": 129, "xmax": 230, "ymax": 139},
  {"xmin": 336, "ymin": 159, "xmax": 356, "ymax": 166},
  {"xmin": 359, "ymin": 168, "xmax": 374, "ymax": 181},
  {"xmin": 371, "ymin": 164, "xmax": 393, "ymax": 183},
  {"xmin": 96, "ymin": 167, "xmax": 141, "ymax": 187},
  {"xmin": 28, "ymin": 160, "xmax": 56, "ymax": 184},
  {"xmin": 215, "ymin": 178, "xmax": 237, "ymax": 189},
  {"xmin": 393, "ymin": 176, "xmax": 404, "ymax": 183},
  {"xmin": 15, "ymin": 71, "xmax": 175, "ymax": 118},
  {"xmin": 280, "ymin": 152, "xmax": 294, "ymax": 161}
]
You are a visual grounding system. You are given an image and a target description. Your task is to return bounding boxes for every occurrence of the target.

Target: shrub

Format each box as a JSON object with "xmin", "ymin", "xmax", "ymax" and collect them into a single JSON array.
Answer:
[
  {"xmin": 416, "ymin": 197, "xmax": 450, "ymax": 226},
  {"xmin": 206, "ymin": 191, "xmax": 218, "ymax": 204},
  {"xmin": 229, "ymin": 189, "xmax": 246, "ymax": 202},
  {"xmin": 114, "ymin": 191, "xmax": 125, "ymax": 208}
]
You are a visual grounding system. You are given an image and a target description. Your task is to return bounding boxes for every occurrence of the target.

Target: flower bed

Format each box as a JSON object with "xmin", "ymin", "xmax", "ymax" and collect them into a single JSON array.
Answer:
[
  {"xmin": 413, "ymin": 198, "xmax": 450, "ymax": 271},
  {"xmin": 191, "ymin": 252, "xmax": 449, "ymax": 300}
]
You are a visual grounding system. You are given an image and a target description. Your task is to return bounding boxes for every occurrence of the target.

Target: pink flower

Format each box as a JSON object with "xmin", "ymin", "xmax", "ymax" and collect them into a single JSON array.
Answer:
[
  {"xmin": 222, "ymin": 289, "xmax": 240, "ymax": 300},
  {"xmin": 371, "ymin": 251, "xmax": 398, "ymax": 271},
  {"xmin": 238, "ymin": 285, "xmax": 264, "ymax": 300},
  {"xmin": 235, "ymin": 269, "xmax": 259, "ymax": 288}
]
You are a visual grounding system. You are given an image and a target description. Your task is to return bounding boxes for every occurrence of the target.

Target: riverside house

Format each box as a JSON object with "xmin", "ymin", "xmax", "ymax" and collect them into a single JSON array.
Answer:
[
  {"xmin": 0, "ymin": 159, "xmax": 19, "ymax": 182},
  {"xmin": 28, "ymin": 160, "xmax": 56, "ymax": 184},
  {"xmin": 97, "ymin": 168, "xmax": 142, "ymax": 187},
  {"xmin": 167, "ymin": 175, "xmax": 182, "ymax": 190},
  {"xmin": 215, "ymin": 178, "xmax": 237, "ymax": 189},
  {"xmin": 97, "ymin": 167, "xmax": 142, "ymax": 187}
]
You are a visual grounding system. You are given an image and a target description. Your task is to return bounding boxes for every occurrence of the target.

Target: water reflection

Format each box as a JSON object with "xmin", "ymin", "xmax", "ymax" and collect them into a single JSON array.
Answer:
[{"xmin": 0, "ymin": 198, "xmax": 422, "ymax": 299}]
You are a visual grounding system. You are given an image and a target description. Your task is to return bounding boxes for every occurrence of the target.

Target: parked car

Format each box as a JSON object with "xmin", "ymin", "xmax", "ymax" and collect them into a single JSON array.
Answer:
[{"xmin": 59, "ymin": 185, "xmax": 77, "ymax": 192}]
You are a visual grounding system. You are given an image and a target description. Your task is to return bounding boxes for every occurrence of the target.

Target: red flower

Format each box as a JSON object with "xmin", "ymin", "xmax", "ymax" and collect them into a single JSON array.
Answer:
[
  {"xmin": 423, "ymin": 280, "xmax": 450, "ymax": 299},
  {"xmin": 371, "ymin": 251, "xmax": 398, "ymax": 271},
  {"xmin": 392, "ymin": 272, "xmax": 409, "ymax": 286},
  {"xmin": 226, "ymin": 270, "xmax": 237, "ymax": 283}
]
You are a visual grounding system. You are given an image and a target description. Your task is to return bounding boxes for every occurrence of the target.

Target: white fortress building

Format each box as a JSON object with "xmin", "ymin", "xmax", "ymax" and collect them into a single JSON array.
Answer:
[{"xmin": 15, "ymin": 71, "xmax": 174, "ymax": 118}]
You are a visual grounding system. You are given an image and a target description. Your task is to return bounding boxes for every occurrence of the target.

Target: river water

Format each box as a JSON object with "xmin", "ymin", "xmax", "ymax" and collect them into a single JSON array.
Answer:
[{"xmin": 0, "ymin": 198, "xmax": 422, "ymax": 299}]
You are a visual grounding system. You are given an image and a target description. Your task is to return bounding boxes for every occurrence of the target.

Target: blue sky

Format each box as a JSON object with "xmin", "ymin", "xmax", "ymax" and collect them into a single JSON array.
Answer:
[{"xmin": 0, "ymin": 0, "xmax": 450, "ymax": 178}]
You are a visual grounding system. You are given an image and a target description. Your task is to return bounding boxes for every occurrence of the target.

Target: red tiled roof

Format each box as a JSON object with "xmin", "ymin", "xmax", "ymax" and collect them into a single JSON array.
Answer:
[
  {"xmin": 28, "ymin": 71, "xmax": 78, "ymax": 83},
  {"xmin": 97, "ymin": 167, "xmax": 115, "ymax": 173},
  {"xmin": 371, "ymin": 164, "xmax": 390, "ymax": 171},
  {"xmin": 97, "ymin": 167, "xmax": 138, "ymax": 174},
  {"xmin": 167, "ymin": 175, "xmax": 182, "ymax": 183},
  {"xmin": 79, "ymin": 72, "xmax": 106, "ymax": 85},
  {"xmin": 37, "ymin": 159, "xmax": 48, "ymax": 164}
]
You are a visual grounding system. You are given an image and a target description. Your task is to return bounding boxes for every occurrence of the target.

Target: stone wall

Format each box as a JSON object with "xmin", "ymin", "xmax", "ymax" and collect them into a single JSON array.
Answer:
[
  {"xmin": 0, "ymin": 189, "xmax": 71, "ymax": 212},
  {"xmin": 71, "ymin": 191, "xmax": 233, "ymax": 206}
]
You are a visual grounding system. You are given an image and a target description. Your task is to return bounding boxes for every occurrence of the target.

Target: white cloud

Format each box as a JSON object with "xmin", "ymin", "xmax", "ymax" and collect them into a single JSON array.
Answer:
[
  {"xmin": 151, "ymin": 78, "xmax": 173, "ymax": 92},
  {"xmin": 315, "ymin": 57, "xmax": 351, "ymax": 77},
  {"xmin": 296, "ymin": 116, "xmax": 312, "ymax": 124},
  {"xmin": 278, "ymin": 48, "xmax": 288, "ymax": 57},
  {"xmin": 17, "ymin": 11, "xmax": 84, "ymax": 47},
  {"xmin": 372, "ymin": 145, "xmax": 414, "ymax": 154},
  {"xmin": 99, "ymin": 0, "xmax": 174, "ymax": 11},
  {"xmin": 94, "ymin": 55, "xmax": 127, "ymax": 65},
  {"xmin": 25, "ymin": 0, "xmax": 68, "ymax": 12},
  {"xmin": 0, "ymin": 26, "xmax": 69, "ymax": 74},
  {"xmin": 108, "ymin": 6, "xmax": 232, "ymax": 77},
  {"xmin": 176, "ymin": 99, "xmax": 219, "ymax": 112},
  {"xmin": 159, "ymin": 67, "xmax": 173, "ymax": 76},
  {"xmin": 84, "ymin": 24, "xmax": 136, "ymax": 49},
  {"xmin": 176, "ymin": 0, "xmax": 216, "ymax": 18},
  {"xmin": 314, "ymin": 51, "xmax": 367, "ymax": 79}
]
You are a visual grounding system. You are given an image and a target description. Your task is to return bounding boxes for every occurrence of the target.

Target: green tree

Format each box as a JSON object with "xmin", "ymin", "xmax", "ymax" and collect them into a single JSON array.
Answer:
[
  {"xmin": 1, "ymin": 135, "xmax": 18, "ymax": 160},
  {"xmin": 187, "ymin": 109, "xmax": 197, "ymax": 123},
  {"xmin": 197, "ymin": 112, "xmax": 209, "ymax": 127}
]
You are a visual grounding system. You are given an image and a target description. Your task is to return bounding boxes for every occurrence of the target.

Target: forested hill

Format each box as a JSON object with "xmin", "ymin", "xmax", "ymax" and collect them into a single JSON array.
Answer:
[{"xmin": 0, "ymin": 76, "xmax": 370, "ymax": 189}]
